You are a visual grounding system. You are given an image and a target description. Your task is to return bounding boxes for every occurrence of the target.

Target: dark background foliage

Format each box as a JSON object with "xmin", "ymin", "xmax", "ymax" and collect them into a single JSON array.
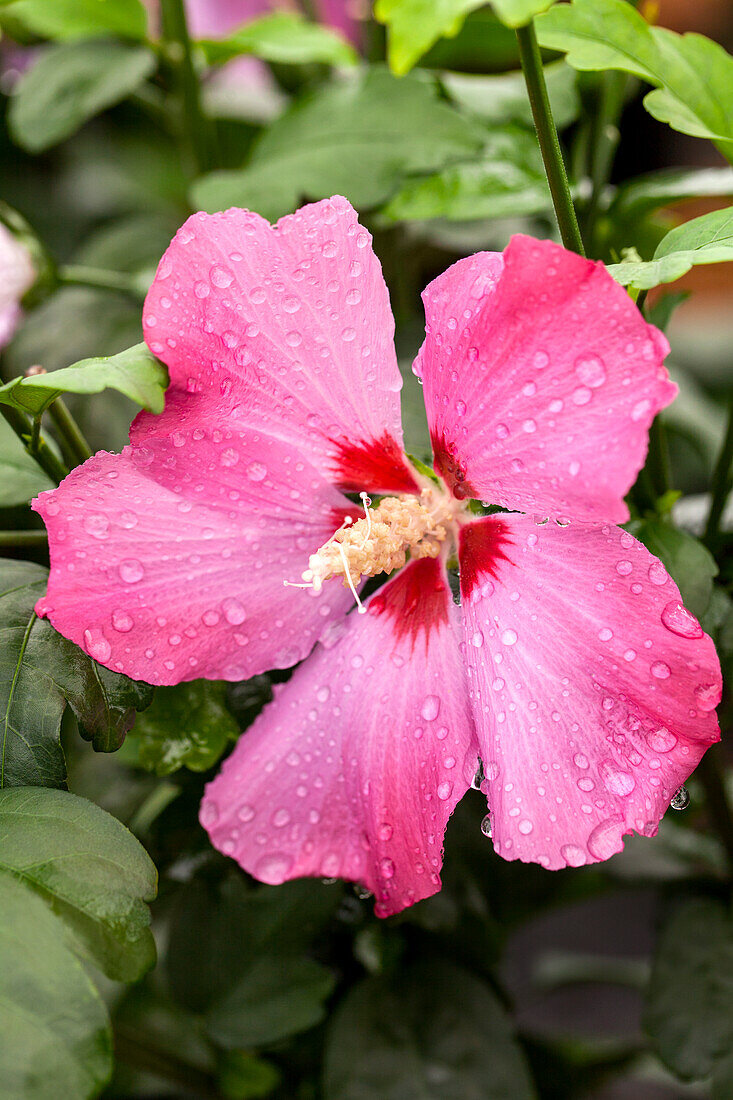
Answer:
[{"xmin": 0, "ymin": 1, "xmax": 732, "ymax": 1098}]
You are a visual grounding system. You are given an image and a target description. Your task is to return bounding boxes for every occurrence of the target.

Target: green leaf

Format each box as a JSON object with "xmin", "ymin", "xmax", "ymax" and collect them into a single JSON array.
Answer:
[
  {"xmin": 610, "ymin": 167, "xmax": 733, "ymax": 220},
  {"xmin": 383, "ymin": 126, "xmax": 552, "ymax": 222},
  {"xmin": 132, "ymin": 680, "xmax": 238, "ymax": 776},
  {"xmin": 3, "ymin": 0, "xmax": 147, "ymax": 40},
  {"xmin": 443, "ymin": 60, "xmax": 579, "ymax": 128},
  {"xmin": 632, "ymin": 520, "xmax": 718, "ymax": 619},
  {"xmin": 324, "ymin": 959, "xmax": 536, "ymax": 1099},
  {"xmin": 0, "ymin": 874, "xmax": 112, "ymax": 1100},
  {"xmin": 0, "ymin": 415, "xmax": 53, "ymax": 506},
  {"xmin": 191, "ymin": 67, "xmax": 484, "ymax": 221},
  {"xmin": 167, "ymin": 874, "xmax": 340, "ymax": 1040},
  {"xmin": 0, "ymin": 785, "xmax": 157, "ymax": 982},
  {"xmin": 218, "ymin": 1052, "xmax": 281, "ymax": 1100},
  {"xmin": 375, "ymin": 0, "xmax": 487, "ymax": 76},
  {"xmin": 489, "ymin": 0, "xmax": 555, "ymax": 28},
  {"xmin": 9, "ymin": 40, "xmax": 156, "ymax": 153},
  {"xmin": 200, "ymin": 11, "xmax": 357, "ymax": 68},
  {"xmin": 73, "ymin": 663, "xmax": 153, "ymax": 754},
  {"xmin": 207, "ymin": 956, "xmax": 336, "ymax": 1048},
  {"xmin": 536, "ymin": 0, "xmax": 733, "ymax": 158},
  {"xmin": 608, "ymin": 207, "xmax": 733, "ymax": 290},
  {"xmin": 0, "ymin": 559, "xmax": 152, "ymax": 789},
  {"xmin": 0, "ymin": 343, "xmax": 169, "ymax": 418},
  {"xmin": 645, "ymin": 897, "xmax": 733, "ymax": 1080}
]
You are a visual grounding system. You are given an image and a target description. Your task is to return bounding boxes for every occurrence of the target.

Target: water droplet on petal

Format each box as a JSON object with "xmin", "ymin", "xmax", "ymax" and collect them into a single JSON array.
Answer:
[
  {"xmin": 119, "ymin": 559, "xmax": 144, "ymax": 583},
  {"xmin": 561, "ymin": 844, "xmax": 586, "ymax": 867},
  {"xmin": 200, "ymin": 801, "xmax": 219, "ymax": 827},
  {"xmin": 616, "ymin": 560, "xmax": 632, "ymax": 576},
  {"xmin": 255, "ymin": 853, "xmax": 293, "ymax": 882},
  {"xmin": 421, "ymin": 695, "xmax": 440, "ymax": 721},
  {"xmin": 379, "ymin": 857, "xmax": 395, "ymax": 879},
  {"xmin": 648, "ymin": 560, "xmax": 668, "ymax": 585},
  {"xmin": 647, "ymin": 727, "xmax": 677, "ymax": 753},
  {"xmin": 222, "ymin": 598, "xmax": 246, "ymax": 625},
  {"xmin": 84, "ymin": 628, "xmax": 111, "ymax": 662},
  {"xmin": 695, "ymin": 683, "xmax": 719, "ymax": 712},
  {"xmin": 437, "ymin": 781, "xmax": 453, "ymax": 801},
  {"xmin": 501, "ymin": 629, "xmax": 517, "ymax": 646},
  {"xmin": 661, "ymin": 601, "xmax": 703, "ymax": 639},
  {"xmin": 651, "ymin": 660, "xmax": 671, "ymax": 680},
  {"xmin": 247, "ymin": 462, "xmax": 267, "ymax": 482},
  {"xmin": 210, "ymin": 264, "xmax": 234, "ymax": 288},
  {"xmin": 574, "ymin": 355, "xmax": 606, "ymax": 388},
  {"xmin": 587, "ymin": 816, "xmax": 624, "ymax": 859},
  {"xmin": 480, "ymin": 813, "xmax": 492, "ymax": 838},
  {"xmin": 111, "ymin": 609, "xmax": 133, "ymax": 633},
  {"xmin": 670, "ymin": 785, "xmax": 690, "ymax": 811}
]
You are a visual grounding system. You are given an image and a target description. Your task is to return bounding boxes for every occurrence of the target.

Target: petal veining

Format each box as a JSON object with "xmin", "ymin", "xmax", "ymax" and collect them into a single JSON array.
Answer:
[
  {"xmin": 33, "ymin": 390, "xmax": 356, "ymax": 686},
  {"xmin": 144, "ymin": 195, "xmax": 417, "ymax": 494},
  {"xmin": 458, "ymin": 515, "xmax": 721, "ymax": 869},
  {"xmin": 416, "ymin": 236, "xmax": 676, "ymax": 522},
  {"xmin": 201, "ymin": 557, "xmax": 477, "ymax": 916}
]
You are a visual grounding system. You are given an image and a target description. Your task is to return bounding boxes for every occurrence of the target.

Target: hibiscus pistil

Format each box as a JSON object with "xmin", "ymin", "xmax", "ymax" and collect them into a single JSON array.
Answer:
[{"xmin": 302, "ymin": 483, "xmax": 464, "ymax": 603}]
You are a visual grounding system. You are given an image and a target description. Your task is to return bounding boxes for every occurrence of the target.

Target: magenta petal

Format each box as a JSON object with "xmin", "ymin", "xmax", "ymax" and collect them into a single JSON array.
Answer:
[
  {"xmin": 416, "ymin": 236, "xmax": 676, "ymax": 522},
  {"xmin": 144, "ymin": 196, "xmax": 417, "ymax": 494},
  {"xmin": 458, "ymin": 515, "xmax": 721, "ymax": 869},
  {"xmin": 33, "ymin": 399, "xmax": 356, "ymax": 685},
  {"xmin": 201, "ymin": 557, "xmax": 478, "ymax": 916}
]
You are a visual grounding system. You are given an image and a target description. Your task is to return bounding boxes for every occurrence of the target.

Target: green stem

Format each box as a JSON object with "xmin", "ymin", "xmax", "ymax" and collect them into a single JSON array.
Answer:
[
  {"xmin": 57, "ymin": 265, "xmax": 145, "ymax": 303},
  {"xmin": 160, "ymin": 0, "xmax": 211, "ymax": 174},
  {"xmin": 583, "ymin": 71, "xmax": 628, "ymax": 252},
  {"xmin": 647, "ymin": 416, "xmax": 671, "ymax": 500},
  {"xmin": 696, "ymin": 747, "xmax": 733, "ymax": 877},
  {"xmin": 114, "ymin": 1026, "xmax": 220, "ymax": 1099},
  {"xmin": 704, "ymin": 391, "xmax": 733, "ymax": 547},
  {"xmin": 516, "ymin": 21, "xmax": 585, "ymax": 256},
  {"xmin": 47, "ymin": 398, "xmax": 93, "ymax": 467},
  {"xmin": 0, "ymin": 530, "xmax": 48, "ymax": 548},
  {"xmin": 0, "ymin": 405, "xmax": 68, "ymax": 484}
]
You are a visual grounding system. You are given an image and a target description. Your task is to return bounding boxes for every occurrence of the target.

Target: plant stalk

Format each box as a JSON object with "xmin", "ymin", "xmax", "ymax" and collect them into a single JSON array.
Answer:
[
  {"xmin": 704, "ymin": 390, "xmax": 733, "ymax": 547},
  {"xmin": 696, "ymin": 747, "xmax": 733, "ymax": 877},
  {"xmin": 583, "ymin": 71, "xmax": 628, "ymax": 252},
  {"xmin": 47, "ymin": 398, "xmax": 93, "ymax": 467},
  {"xmin": 58, "ymin": 264, "xmax": 146, "ymax": 303},
  {"xmin": 1, "ymin": 405, "xmax": 68, "ymax": 484},
  {"xmin": 160, "ymin": 0, "xmax": 212, "ymax": 175},
  {"xmin": 114, "ymin": 1026, "xmax": 220, "ymax": 1099},
  {"xmin": 0, "ymin": 530, "xmax": 48, "ymax": 548},
  {"xmin": 516, "ymin": 21, "xmax": 585, "ymax": 255}
]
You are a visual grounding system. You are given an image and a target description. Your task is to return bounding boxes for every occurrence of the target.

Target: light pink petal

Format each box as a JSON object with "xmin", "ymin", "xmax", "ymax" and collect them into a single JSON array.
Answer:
[
  {"xmin": 144, "ymin": 197, "xmax": 417, "ymax": 494},
  {"xmin": 201, "ymin": 557, "xmax": 478, "ymax": 916},
  {"xmin": 184, "ymin": 0, "xmax": 275, "ymax": 39},
  {"xmin": 33, "ymin": 390, "xmax": 356, "ymax": 686},
  {"xmin": 416, "ymin": 236, "xmax": 676, "ymax": 522},
  {"xmin": 313, "ymin": 0, "xmax": 363, "ymax": 45},
  {"xmin": 0, "ymin": 221, "xmax": 35, "ymax": 349},
  {"xmin": 458, "ymin": 515, "xmax": 721, "ymax": 869}
]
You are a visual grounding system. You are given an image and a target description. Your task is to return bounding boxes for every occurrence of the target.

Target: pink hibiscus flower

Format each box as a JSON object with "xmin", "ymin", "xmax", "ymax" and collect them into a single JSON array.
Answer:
[
  {"xmin": 33, "ymin": 197, "xmax": 721, "ymax": 916},
  {"xmin": 0, "ymin": 220, "xmax": 35, "ymax": 348}
]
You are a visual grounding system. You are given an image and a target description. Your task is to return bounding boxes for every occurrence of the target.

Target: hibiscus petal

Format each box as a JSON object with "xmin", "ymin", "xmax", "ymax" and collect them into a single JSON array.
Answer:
[
  {"xmin": 458, "ymin": 515, "xmax": 721, "ymax": 869},
  {"xmin": 200, "ymin": 557, "xmax": 477, "ymax": 917},
  {"xmin": 33, "ymin": 392, "xmax": 357, "ymax": 686},
  {"xmin": 416, "ymin": 236, "xmax": 676, "ymax": 522},
  {"xmin": 143, "ymin": 195, "xmax": 417, "ymax": 494}
]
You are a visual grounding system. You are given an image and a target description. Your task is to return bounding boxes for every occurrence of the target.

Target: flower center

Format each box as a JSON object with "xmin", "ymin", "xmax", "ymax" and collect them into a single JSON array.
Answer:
[{"xmin": 296, "ymin": 485, "xmax": 464, "ymax": 612}]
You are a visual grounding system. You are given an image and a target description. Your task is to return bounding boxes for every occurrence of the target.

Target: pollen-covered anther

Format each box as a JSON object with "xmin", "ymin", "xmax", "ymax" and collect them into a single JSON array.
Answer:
[{"xmin": 305, "ymin": 488, "xmax": 460, "ymax": 594}]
